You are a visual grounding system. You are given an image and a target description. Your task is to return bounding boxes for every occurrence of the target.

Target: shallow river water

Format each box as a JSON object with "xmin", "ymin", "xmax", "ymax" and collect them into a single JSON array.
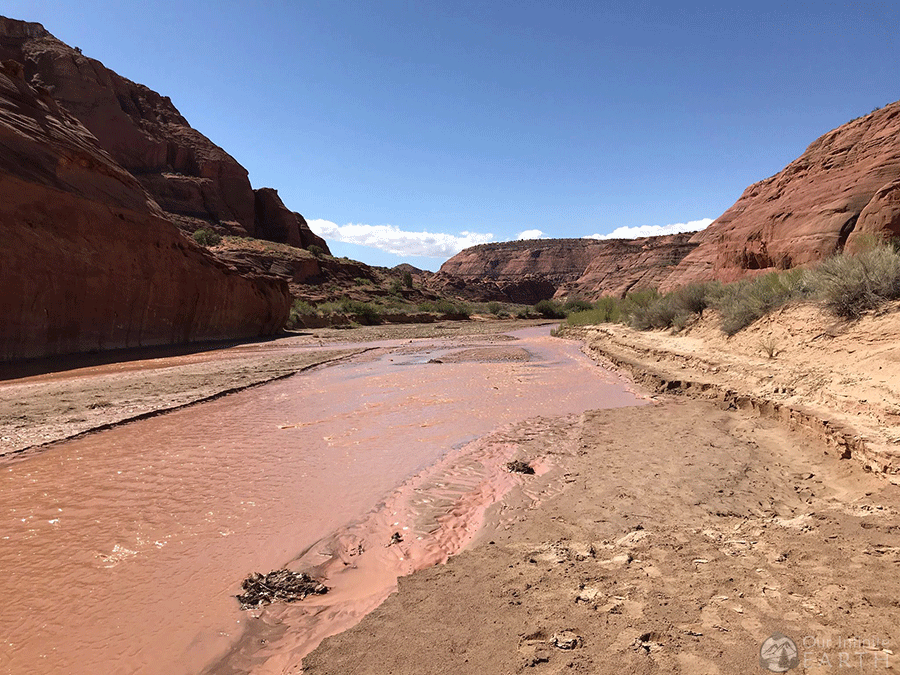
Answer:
[{"xmin": 0, "ymin": 326, "xmax": 644, "ymax": 675}]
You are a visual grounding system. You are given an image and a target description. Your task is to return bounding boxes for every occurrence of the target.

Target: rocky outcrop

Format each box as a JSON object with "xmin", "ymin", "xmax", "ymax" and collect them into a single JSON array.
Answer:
[
  {"xmin": 437, "ymin": 235, "xmax": 698, "ymax": 302},
  {"xmin": 0, "ymin": 60, "xmax": 290, "ymax": 360},
  {"xmin": 0, "ymin": 16, "xmax": 329, "ymax": 253},
  {"xmin": 253, "ymin": 188, "xmax": 329, "ymax": 250},
  {"xmin": 561, "ymin": 235, "xmax": 699, "ymax": 298},
  {"xmin": 663, "ymin": 101, "xmax": 900, "ymax": 289}
]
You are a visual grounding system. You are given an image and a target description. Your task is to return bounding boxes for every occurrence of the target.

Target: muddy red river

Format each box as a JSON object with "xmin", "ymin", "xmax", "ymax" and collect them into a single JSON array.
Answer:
[{"xmin": 0, "ymin": 326, "xmax": 644, "ymax": 675}]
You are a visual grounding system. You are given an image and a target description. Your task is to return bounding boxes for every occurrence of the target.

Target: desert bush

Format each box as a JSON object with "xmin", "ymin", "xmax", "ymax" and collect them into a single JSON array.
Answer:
[
  {"xmin": 402, "ymin": 270, "xmax": 414, "ymax": 289},
  {"xmin": 286, "ymin": 300, "xmax": 319, "ymax": 328},
  {"xmin": 715, "ymin": 272, "xmax": 798, "ymax": 335},
  {"xmin": 192, "ymin": 228, "xmax": 221, "ymax": 247},
  {"xmin": 563, "ymin": 296, "xmax": 623, "ymax": 326},
  {"xmin": 487, "ymin": 301, "xmax": 504, "ymax": 316},
  {"xmin": 534, "ymin": 299, "xmax": 566, "ymax": 319},
  {"xmin": 418, "ymin": 299, "xmax": 471, "ymax": 317},
  {"xmin": 670, "ymin": 281, "xmax": 721, "ymax": 315},
  {"xmin": 340, "ymin": 300, "xmax": 382, "ymax": 325},
  {"xmin": 563, "ymin": 298, "xmax": 593, "ymax": 313},
  {"xmin": 811, "ymin": 246, "xmax": 900, "ymax": 318},
  {"xmin": 760, "ymin": 336, "xmax": 779, "ymax": 359},
  {"xmin": 308, "ymin": 244, "xmax": 325, "ymax": 258}
]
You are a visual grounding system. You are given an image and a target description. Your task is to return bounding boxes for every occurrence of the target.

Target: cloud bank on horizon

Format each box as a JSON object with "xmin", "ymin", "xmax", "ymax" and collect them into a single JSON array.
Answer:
[
  {"xmin": 517, "ymin": 229, "xmax": 546, "ymax": 240},
  {"xmin": 309, "ymin": 217, "xmax": 713, "ymax": 260},
  {"xmin": 307, "ymin": 219, "xmax": 495, "ymax": 258},
  {"xmin": 585, "ymin": 218, "xmax": 713, "ymax": 240}
]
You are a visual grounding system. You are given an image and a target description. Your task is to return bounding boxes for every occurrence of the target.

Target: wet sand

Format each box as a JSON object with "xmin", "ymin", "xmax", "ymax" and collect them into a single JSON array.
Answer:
[
  {"xmin": 305, "ymin": 397, "xmax": 900, "ymax": 675},
  {"xmin": 6, "ymin": 318, "xmax": 897, "ymax": 675},
  {"xmin": 0, "ymin": 322, "xmax": 642, "ymax": 675}
]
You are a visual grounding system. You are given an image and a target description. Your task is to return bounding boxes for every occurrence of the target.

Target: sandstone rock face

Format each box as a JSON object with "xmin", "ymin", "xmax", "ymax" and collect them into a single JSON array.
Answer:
[
  {"xmin": 437, "ymin": 236, "xmax": 697, "ymax": 302},
  {"xmin": 0, "ymin": 16, "xmax": 329, "ymax": 253},
  {"xmin": 253, "ymin": 188, "xmax": 329, "ymax": 250},
  {"xmin": 561, "ymin": 235, "xmax": 698, "ymax": 298},
  {"xmin": 663, "ymin": 101, "xmax": 900, "ymax": 289},
  {"xmin": 0, "ymin": 62, "xmax": 290, "ymax": 361}
]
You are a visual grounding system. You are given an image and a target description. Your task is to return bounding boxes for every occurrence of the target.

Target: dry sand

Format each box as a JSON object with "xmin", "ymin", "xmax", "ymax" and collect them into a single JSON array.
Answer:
[
  {"xmin": 5, "ymin": 314, "xmax": 898, "ymax": 674},
  {"xmin": 304, "ymin": 307, "xmax": 900, "ymax": 674}
]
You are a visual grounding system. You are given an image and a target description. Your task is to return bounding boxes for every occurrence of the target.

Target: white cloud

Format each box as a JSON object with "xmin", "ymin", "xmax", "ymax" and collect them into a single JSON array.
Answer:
[
  {"xmin": 585, "ymin": 218, "xmax": 713, "ymax": 240},
  {"xmin": 308, "ymin": 219, "xmax": 494, "ymax": 258},
  {"xmin": 517, "ymin": 229, "xmax": 545, "ymax": 240}
]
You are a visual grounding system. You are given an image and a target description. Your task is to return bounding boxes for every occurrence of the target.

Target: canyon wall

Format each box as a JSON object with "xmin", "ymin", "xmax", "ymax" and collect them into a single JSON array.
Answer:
[
  {"xmin": 437, "ymin": 235, "xmax": 698, "ymax": 302},
  {"xmin": 662, "ymin": 101, "xmax": 900, "ymax": 289},
  {"xmin": 0, "ymin": 60, "xmax": 290, "ymax": 360},
  {"xmin": 0, "ymin": 17, "xmax": 328, "ymax": 253},
  {"xmin": 443, "ymin": 100, "xmax": 900, "ymax": 300}
]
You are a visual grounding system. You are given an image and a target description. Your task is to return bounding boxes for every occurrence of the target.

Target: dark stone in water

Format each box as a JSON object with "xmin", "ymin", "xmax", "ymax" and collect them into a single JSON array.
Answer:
[{"xmin": 236, "ymin": 569, "xmax": 328, "ymax": 609}]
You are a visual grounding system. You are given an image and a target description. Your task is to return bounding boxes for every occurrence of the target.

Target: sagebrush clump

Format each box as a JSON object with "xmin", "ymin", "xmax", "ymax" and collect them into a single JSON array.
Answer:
[
  {"xmin": 560, "ymin": 243, "xmax": 900, "ymax": 336},
  {"xmin": 192, "ymin": 228, "xmax": 221, "ymax": 247}
]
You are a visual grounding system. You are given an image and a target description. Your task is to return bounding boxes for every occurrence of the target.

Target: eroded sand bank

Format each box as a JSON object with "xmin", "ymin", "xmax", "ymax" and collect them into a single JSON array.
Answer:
[
  {"xmin": 304, "ymin": 314, "xmax": 900, "ymax": 675},
  {"xmin": 0, "ymin": 321, "xmax": 642, "ymax": 675}
]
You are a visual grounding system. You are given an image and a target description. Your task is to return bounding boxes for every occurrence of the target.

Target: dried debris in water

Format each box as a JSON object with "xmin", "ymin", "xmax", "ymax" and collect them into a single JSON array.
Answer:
[
  {"xmin": 236, "ymin": 569, "xmax": 328, "ymax": 609},
  {"xmin": 507, "ymin": 459, "xmax": 535, "ymax": 475}
]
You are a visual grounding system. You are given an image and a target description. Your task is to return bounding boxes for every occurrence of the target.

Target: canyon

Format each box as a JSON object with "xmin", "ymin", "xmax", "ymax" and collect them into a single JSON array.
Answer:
[
  {"xmin": 440, "ymin": 100, "xmax": 900, "ymax": 299},
  {"xmin": 5, "ymin": 12, "xmax": 900, "ymax": 358},
  {"xmin": 0, "ymin": 58, "xmax": 289, "ymax": 361}
]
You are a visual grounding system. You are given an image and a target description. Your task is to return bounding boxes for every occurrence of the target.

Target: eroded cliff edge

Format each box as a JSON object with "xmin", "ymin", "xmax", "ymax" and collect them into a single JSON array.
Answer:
[
  {"xmin": 0, "ymin": 16, "xmax": 328, "ymax": 252},
  {"xmin": 435, "ymin": 235, "xmax": 698, "ymax": 302},
  {"xmin": 441, "ymin": 100, "xmax": 900, "ymax": 300},
  {"xmin": 0, "ymin": 59, "xmax": 290, "ymax": 361}
]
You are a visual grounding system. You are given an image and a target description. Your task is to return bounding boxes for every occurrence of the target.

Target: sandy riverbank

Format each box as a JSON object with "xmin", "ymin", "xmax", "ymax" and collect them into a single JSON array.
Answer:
[
  {"xmin": 304, "ymin": 308, "xmax": 900, "ymax": 674},
  {"xmin": 5, "ymin": 314, "xmax": 898, "ymax": 674},
  {"xmin": 0, "ymin": 319, "xmax": 548, "ymax": 458}
]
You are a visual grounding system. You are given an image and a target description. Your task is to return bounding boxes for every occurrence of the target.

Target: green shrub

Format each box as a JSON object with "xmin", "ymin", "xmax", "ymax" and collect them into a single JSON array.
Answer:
[
  {"xmin": 670, "ymin": 281, "xmax": 720, "ymax": 315},
  {"xmin": 487, "ymin": 301, "xmax": 504, "ymax": 316},
  {"xmin": 594, "ymin": 296, "xmax": 623, "ymax": 323},
  {"xmin": 563, "ymin": 298, "xmax": 593, "ymax": 313},
  {"xmin": 812, "ymin": 246, "xmax": 900, "ymax": 318},
  {"xmin": 340, "ymin": 300, "xmax": 382, "ymax": 325},
  {"xmin": 715, "ymin": 272, "xmax": 798, "ymax": 335},
  {"xmin": 402, "ymin": 270, "xmax": 414, "ymax": 289},
  {"xmin": 286, "ymin": 299, "xmax": 319, "ymax": 328},
  {"xmin": 563, "ymin": 297, "xmax": 623, "ymax": 326},
  {"xmin": 192, "ymin": 228, "xmax": 221, "ymax": 247},
  {"xmin": 418, "ymin": 299, "xmax": 471, "ymax": 317},
  {"xmin": 308, "ymin": 244, "xmax": 325, "ymax": 258},
  {"xmin": 534, "ymin": 299, "xmax": 566, "ymax": 319}
]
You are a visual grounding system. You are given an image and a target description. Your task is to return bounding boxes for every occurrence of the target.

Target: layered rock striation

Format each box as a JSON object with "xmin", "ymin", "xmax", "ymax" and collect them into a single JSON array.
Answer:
[
  {"xmin": 663, "ymin": 101, "xmax": 900, "ymax": 289},
  {"xmin": 0, "ymin": 16, "xmax": 328, "ymax": 252},
  {"xmin": 0, "ymin": 59, "xmax": 290, "ymax": 360},
  {"xmin": 437, "ymin": 236, "xmax": 698, "ymax": 302}
]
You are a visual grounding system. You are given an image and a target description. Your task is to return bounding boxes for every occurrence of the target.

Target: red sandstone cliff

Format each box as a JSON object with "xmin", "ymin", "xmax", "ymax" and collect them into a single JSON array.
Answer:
[
  {"xmin": 0, "ymin": 60, "xmax": 290, "ymax": 360},
  {"xmin": 442, "ymin": 100, "xmax": 900, "ymax": 300},
  {"xmin": 436, "ymin": 236, "xmax": 698, "ymax": 302},
  {"xmin": 0, "ymin": 16, "xmax": 328, "ymax": 253},
  {"xmin": 662, "ymin": 101, "xmax": 900, "ymax": 289}
]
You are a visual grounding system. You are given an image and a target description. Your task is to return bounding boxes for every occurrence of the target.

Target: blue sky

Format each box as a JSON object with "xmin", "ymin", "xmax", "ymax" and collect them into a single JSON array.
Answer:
[{"xmin": 7, "ymin": 1, "xmax": 899, "ymax": 270}]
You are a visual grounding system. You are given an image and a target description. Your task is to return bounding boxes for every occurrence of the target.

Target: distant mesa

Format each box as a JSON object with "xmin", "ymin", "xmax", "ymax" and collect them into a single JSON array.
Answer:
[
  {"xmin": 440, "ymin": 100, "xmax": 900, "ymax": 301},
  {"xmin": 434, "ymin": 235, "xmax": 698, "ymax": 303}
]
